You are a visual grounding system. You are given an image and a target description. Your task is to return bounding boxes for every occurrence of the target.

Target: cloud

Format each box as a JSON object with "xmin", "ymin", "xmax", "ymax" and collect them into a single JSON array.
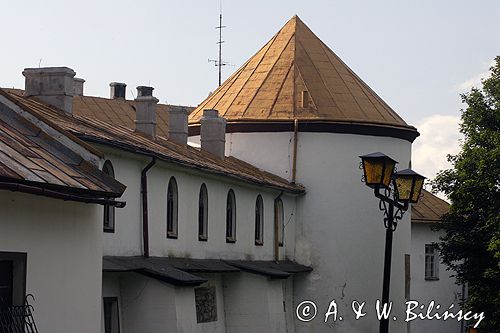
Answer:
[
  {"xmin": 454, "ymin": 61, "xmax": 494, "ymax": 92},
  {"xmin": 412, "ymin": 115, "xmax": 462, "ymax": 192}
]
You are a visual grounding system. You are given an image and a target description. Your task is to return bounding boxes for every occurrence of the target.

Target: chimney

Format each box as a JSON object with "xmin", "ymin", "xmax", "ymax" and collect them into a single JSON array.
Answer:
[
  {"xmin": 134, "ymin": 86, "xmax": 158, "ymax": 138},
  {"xmin": 200, "ymin": 109, "xmax": 226, "ymax": 159},
  {"xmin": 168, "ymin": 107, "xmax": 188, "ymax": 145},
  {"xmin": 73, "ymin": 78, "xmax": 85, "ymax": 96},
  {"xmin": 22, "ymin": 67, "xmax": 76, "ymax": 114},
  {"xmin": 110, "ymin": 82, "xmax": 126, "ymax": 99}
]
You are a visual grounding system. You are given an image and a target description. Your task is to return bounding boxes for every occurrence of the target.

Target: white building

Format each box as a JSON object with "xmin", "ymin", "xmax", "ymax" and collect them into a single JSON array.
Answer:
[
  {"xmin": 0, "ymin": 82, "xmax": 126, "ymax": 333},
  {"xmin": 0, "ymin": 15, "xmax": 462, "ymax": 333},
  {"xmin": 411, "ymin": 190, "xmax": 463, "ymax": 333}
]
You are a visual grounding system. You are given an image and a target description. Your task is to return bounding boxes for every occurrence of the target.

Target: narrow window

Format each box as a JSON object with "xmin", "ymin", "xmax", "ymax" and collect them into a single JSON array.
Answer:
[
  {"xmin": 255, "ymin": 195, "xmax": 264, "ymax": 245},
  {"xmin": 166, "ymin": 177, "xmax": 178, "ymax": 238},
  {"xmin": 226, "ymin": 189, "xmax": 236, "ymax": 243},
  {"xmin": 275, "ymin": 198, "xmax": 284, "ymax": 247},
  {"xmin": 425, "ymin": 244, "xmax": 439, "ymax": 280},
  {"xmin": 198, "ymin": 184, "xmax": 208, "ymax": 241},
  {"xmin": 103, "ymin": 297, "xmax": 120, "ymax": 333},
  {"xmin": 103, "ymin": 160, "xmax": 115, "ymax": 233}
]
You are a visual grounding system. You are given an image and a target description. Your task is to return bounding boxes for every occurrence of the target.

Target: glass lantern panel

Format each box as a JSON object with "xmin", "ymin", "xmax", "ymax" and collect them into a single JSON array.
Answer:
[
  {"xmin": 382, "ymin": 162, "xmax": 396, "ymax": 187},
  {"xmin": 395, "ymin": 176, "xmax": 413, "ymax": 201},
  {"xmin": 411, "ymin": 178, "xmax": 424, "ymax": 202},
  {"xmin": 364, "ymin": 160, "xmax": 384, "ymax": 186}
]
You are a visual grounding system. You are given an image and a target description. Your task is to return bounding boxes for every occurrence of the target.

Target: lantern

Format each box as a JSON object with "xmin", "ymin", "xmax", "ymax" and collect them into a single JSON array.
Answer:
[
  {"xmin": 359, "ymin": 152, "xmax": 397, "ymax": 188},
  {"xmin": 394, "ymin": 169, "xmax": 426, "ymax": 203}
]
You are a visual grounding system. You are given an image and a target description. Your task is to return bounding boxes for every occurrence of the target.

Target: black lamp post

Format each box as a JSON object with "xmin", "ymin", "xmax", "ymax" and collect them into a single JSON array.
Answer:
[{"xmin": 359, "ymin": 152, "xmax": 425, "ymax": 333}]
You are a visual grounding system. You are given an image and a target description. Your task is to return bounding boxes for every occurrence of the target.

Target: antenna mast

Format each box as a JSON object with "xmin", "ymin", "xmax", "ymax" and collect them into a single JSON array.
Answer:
[{"xmin": 209, "ymin": 1, "xmax": 227, "ymax": 86}]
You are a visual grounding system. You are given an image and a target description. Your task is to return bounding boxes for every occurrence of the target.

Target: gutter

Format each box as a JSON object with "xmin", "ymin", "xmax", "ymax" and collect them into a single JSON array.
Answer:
[
  {"xmin": 141, "ymin": 158, "xmax": 157, "ymax": 258},
  {"xmin": 0, "ymin": 182, "xmax": 126, "ymax": 207}
]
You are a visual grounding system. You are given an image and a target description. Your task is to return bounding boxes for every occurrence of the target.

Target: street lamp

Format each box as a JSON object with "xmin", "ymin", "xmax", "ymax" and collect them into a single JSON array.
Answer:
[{"xmin": 359, "ymin": 152, "xmax": 425, "ymax": 333}]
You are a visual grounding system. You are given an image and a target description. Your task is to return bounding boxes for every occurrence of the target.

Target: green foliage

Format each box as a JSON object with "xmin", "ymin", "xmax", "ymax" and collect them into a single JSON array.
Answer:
[{"xmin": 432, "ymin": 56, "xmax": 500, "ymax": 331}]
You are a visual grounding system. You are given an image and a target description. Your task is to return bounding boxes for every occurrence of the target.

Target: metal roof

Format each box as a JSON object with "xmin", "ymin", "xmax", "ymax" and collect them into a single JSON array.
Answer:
[
  {"xmin": 411, "ymin": 189, "xmax": 449, "ymax": 223},
  {"xmin": 0, "ymin": 89, "xmax": 126, "ymax": 204},
  {"xmin": 104, "ymin": 256, "xmax": 312, "ymax": 285},
  {"xmin": 3, "ymin": 90, "xmax": 304, "ymax": 194},
  {"xmin": 188, "ymin": 15, "xmax": 418, "ymax": 142}
]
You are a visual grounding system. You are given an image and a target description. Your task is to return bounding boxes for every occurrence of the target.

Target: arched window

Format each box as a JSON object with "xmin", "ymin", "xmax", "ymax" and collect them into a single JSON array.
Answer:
[
  {"xmin": 166, "ymin": 177, "xmax": 178, "ymax": 238},
  {"xmin": 198, "ymin": 184, "xmax": 208, "ymax": 241},
  {"xmin": 275, "ymin": 198, "xmax": 284, "ymax": 247},
  {"xmin": 255, "ymin": 195, "xmax": 264, "ymax": 245},
  {"xmin": 102, "ymin": 160, "xmax": 115, "ymax": 233},
  {"xmin": 226, "ymin": 189, "xmax": 236, "ymax": 243}
]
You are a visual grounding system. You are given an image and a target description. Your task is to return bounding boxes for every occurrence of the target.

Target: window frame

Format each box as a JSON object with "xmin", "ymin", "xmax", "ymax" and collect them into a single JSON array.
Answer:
[
  {"xmin": 255, "ymin": 195, "xmax": 264, "ymax": 246},
  {"xmin": 102, "ymin": 160, "xmax": 115, "ymax": 233},
  {"xmin": 225, "ymin": 189, "xmax": 236, "ymax": 243},
  {"xmin": 166, "ymin": 177, "xmax": 179, "ymax": 239},
  {"xmin": 103, "ymin": 297, "xmax": 120, "ymax": 333},
  {"xmin": 275, "ymin": 198, "xmax": 284, "ymax": 247},
  {"xmin": 198, "ymin": 184, "xmax": 209, "ymax": 241},
  {"xmin": 424, "ymin": 244, "xmax": 439, "ymax": 280}
]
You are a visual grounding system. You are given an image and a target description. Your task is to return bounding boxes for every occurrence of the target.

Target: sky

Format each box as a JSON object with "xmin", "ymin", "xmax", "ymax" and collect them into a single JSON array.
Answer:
[{"xmin": 1, "ymin": 0, "xmax": 499, "ymax": 190}]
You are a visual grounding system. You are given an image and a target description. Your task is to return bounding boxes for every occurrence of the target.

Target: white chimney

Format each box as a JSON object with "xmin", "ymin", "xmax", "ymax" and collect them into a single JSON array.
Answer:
[
  {"xmin": 200, "ymin": 109, "xmax": 226, "ymax": 159},
  {"xmin": 168, "ymin": 107, "xmax": 188, "ymax": 145},
  {"xmin": 110, "ymin": 82, "xmax": 126, "ymax": 99},
  {"xmin": 22, "ymin": 67, "xmax": 76, "ymax": 114},
  {"xmin": 134, "ymin": 86, "xmax": 158, "ymax": 138},
  {"xmin": 73, "ymin": 78, "xmax": 85, "ymax": 96}
]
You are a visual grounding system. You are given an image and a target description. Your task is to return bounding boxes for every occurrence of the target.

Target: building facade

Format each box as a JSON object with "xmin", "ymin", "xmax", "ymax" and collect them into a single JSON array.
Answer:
[{"xmin": 0, "ymin": 15, "xmax": 462, "ymax": 333}]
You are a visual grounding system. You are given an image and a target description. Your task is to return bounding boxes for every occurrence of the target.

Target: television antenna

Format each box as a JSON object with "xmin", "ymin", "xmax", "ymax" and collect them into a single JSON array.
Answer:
[{"xmin": 208, "ymin": 1, "xmax": 229, "ymax": 86}]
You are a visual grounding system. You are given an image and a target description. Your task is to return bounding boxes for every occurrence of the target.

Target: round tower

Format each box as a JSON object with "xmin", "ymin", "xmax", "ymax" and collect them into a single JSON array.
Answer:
[{"xmin": 189, "ymin": 15, "xmax": 419, "ymax": 333}]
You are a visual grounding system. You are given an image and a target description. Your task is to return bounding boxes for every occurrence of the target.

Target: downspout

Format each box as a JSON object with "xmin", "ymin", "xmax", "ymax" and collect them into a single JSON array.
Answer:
[
  {"xmin": 292, "ymin": 119, "xmax": 298, "ymax": 184},
  {"xmin": 141, "ymin": 157, "xmax": 156, "ymax": 258},
  {"xmin": 274, "ymin": 191, "xmax": 284, "ymax": 262}
]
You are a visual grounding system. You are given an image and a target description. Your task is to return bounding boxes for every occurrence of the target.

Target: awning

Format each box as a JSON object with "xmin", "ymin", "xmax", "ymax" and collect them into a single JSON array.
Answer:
[{"xmin": 103, "ymin": 256, "xmax": 312, "ymax": 284}]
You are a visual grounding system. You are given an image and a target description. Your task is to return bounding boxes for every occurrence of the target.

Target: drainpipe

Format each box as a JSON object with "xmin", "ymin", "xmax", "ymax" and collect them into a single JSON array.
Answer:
[
  {"xmin": 141, "ymin": 157, "xmax": 156, "ymax": 258},
  {"xmin": 292, "ymin": 119, "xmax": 298, "ymax": 184},
  {"xmin": 274, "ymin": 191, "xmax": 284, "ymax": 262}
]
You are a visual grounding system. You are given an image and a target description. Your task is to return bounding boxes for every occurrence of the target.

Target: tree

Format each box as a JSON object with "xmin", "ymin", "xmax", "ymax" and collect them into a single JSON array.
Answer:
[{"xmin": 432, "ymin": 56, "xmax": 499, "ymax": 331}]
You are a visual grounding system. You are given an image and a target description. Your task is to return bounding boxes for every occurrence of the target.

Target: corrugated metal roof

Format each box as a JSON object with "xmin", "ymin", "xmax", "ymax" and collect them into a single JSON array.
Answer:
[
  {"xmin": 0, "ymin": 89, "xmax": 126, "ymax": 200},
  {"xmin": 188, "ymin": 15, "xmax": 416, "ymax": 139},
  {"xmin": 411, "ymin": 189, "xmax": 449, "ymax": 223},
  {"xmin": 3, "ymin": 90, "xmax": 304, "ymax": 194}
]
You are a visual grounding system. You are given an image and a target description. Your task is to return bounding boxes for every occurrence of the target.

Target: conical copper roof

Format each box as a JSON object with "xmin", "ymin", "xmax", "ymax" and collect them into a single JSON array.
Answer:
[{"xmin": 189, "ymin": 16, "xmax": 418, "ymax": 142}]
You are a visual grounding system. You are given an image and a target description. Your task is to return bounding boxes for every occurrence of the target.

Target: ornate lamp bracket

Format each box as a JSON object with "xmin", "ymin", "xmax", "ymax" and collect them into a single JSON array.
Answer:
[{"xmin": 374, "ymin": 182, "xmax": 408, "ymax": 231}]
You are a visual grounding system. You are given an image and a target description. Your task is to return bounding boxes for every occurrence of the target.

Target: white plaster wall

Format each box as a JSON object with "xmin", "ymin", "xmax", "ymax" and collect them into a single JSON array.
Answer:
[
  {"xmin": 410, "ymin": 223, "xmax": 462, "ymax": 333},
  {"xmin": 100, "ymin": 149, "xmax": 143, "ymax": 256},
  {"xmin": 223, "ymin": 273, "xmax": 287, "ymax": 333},
  {"xmin": 98, "ymin": 145, "xmax": 296, "ymax": 261},
  {"xmin": 195, "ymin": 274, "xmax": 226, "ymax": 333},
  {"xmin": 119, "ymin": 273, "xmax": 178, "ymax": 333},
  {"xmin": 217, "ymin": 131, "xmax": 413, "ymax": 333},
  {"xmin": 0, "ymin": 190, "xmax": 102, "ymax": 333}
]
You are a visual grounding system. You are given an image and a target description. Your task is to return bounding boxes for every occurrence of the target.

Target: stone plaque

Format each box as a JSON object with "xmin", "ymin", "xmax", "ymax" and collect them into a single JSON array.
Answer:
[{"xmin": 195, "ymin": 286, "xmax": 217, "ymax": 323}]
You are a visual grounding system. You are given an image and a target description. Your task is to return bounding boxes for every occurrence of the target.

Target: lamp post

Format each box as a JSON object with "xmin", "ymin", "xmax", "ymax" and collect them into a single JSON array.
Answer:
[{"xmin": 359, "ymin": 152, "xmax": 425, "ymax": 333}]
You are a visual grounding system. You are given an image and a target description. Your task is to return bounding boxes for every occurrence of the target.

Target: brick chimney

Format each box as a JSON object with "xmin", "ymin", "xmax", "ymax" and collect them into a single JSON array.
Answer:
[
  {"xmin": 168, "ymin": 107, "xmax": 188, "ymax": 145},
  {"xmin": 22, "ymin": 67, "xmax": 76, "ymax": 114},
  {"xmin": 200, "ymin": 109, "xmax": 226, "ymax": 159},
  {"xmin": 134, "ymin": 86, "xmax": 158, "ymax": 138},
  {"xmin": 110, "ymin": 82, "xmax": 126, "ymax": 99}
]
